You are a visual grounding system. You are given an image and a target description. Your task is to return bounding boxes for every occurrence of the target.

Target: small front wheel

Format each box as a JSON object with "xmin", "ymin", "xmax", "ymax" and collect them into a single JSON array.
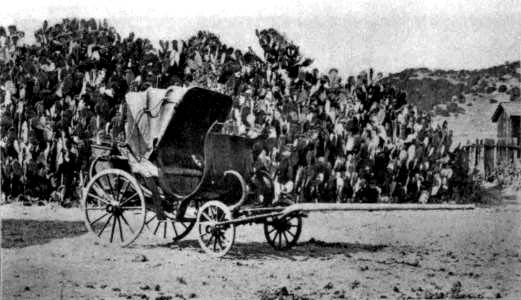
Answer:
[
  {"xmin": 196, "ymin": 201, "xmax": 235, "ymax": 257},
  {"xmin": 264, "ymin": 214, "xmax": 302, "ymax": 250}
]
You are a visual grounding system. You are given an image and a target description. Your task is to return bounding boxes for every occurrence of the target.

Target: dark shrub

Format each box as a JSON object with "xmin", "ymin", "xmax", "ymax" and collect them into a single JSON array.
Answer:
[
  {"xmin": 511, "ymin": 86, "xmax": 520, "ymax": 101},
  {"xmin": 486, "ymin": 86, "xmax": 496, "ymax": 93},
  {"xmin": 457, "ymin": 93, "xmax": 466, "ymax": 103},
  {"xmin": 498, "ymin": 84, "xmax": 508, "ymax": 93}
]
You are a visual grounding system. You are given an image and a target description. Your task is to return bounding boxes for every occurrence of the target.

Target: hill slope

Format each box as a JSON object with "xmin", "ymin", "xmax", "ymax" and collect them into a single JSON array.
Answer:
[
  {"xmin": 382, "ymin": 61, "xmax": 521, "ymax": 144},
  {"xmin": 382, "ymin": 61, "xmax": 520, "ymax": 111}
]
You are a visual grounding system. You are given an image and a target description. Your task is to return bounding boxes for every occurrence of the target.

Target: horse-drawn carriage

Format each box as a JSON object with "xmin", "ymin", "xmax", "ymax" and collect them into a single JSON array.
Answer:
[
  {"xmin": 82, "ymin": 86, "xmax": 475, "ymax": 257},
  {"xmin": 82, "ymin": 86, "xmax": 299, "ymax": 256}
]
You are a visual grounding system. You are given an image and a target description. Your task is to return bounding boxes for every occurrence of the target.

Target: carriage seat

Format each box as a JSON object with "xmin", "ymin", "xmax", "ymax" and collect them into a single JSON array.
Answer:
[{"xmin": 156, "ymin": 150, "xmax": 204, "ymax": 177}]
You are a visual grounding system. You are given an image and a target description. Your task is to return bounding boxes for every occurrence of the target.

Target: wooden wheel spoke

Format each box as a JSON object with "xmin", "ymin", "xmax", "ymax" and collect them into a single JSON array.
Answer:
[
  {"xmin": 92, "ymin": 183, "xmax": 111, "ymax": 201},
  {"xmin": 117, "ymin": 216, "xmax": 124, "ymax": 242},
  {"xmin": 216, "ymin": 234, "xmax": 225, "ymax": 250},
  {"xmin": 153, "ymin": 221, "xmax": 161, "ymax": 235},
  {"xmin": 272, "ymin": 231, "xmax": 280, "ymax": 244},
  {"xmin": 205, "ymin": 233, "xmax": 215, "ymax": 247},
  {"xmin": 278, "ymin": 230, "xmax": 282, "ymax": 249},
  {"xmin": 104, "ymin": 175, "xmax": 117, "ymax": 202},
  {"xmin": 286, "ymin": 229, "xmax": 295, "ymax": 238},
  {"xmin": 267, "ymin": 227, "xmax": 276, "ymax": 235},
  {"xmin": 113, "ymin": 175, "xmax": 121, "ymax": 202},
  {"xmin": 117, "ymin": 180, "xmax": 130, "ymax": 203},
  {"xmin": 145, "ymin": 214, "xmax": 157, "ymax": 225},
  {"xmin": 289, "ymin": 219, "xmax": 299, "ymax": 226},
  {"xmin": 90, "ymin": 212, "xmax": 110, "ymax": 225},
  {"xmin": 119, "ymin": 193, "xmax": 139, "ymax": 206},
  {"xmin": 88, "ymin": 193, "xmax": 110, "ymax": 205},
  {"xmin": 213, "ymin": 234, "xmax": 218, "ymax": 251},
  {"xmin": 220, "ymin": 233, "xmax": 228, "ymax": 244},
  {"xmin": 98, "ymin": 215, "xmax": 113, "ymax": 237},
  {"xmin": 171, "ymin": 222, "xmax": 179, "ymax": 236},
  {"xmin": 282, "ymin": 231, "xmax": 290, "ymax": 245},
  {"xmin": 163, "ymin": 222, "xmax": 167, "ymax": 239},
  {"xmin": 120, "ymin": 213, "xmax": 135, "ymax": 234},
  {"xmin": 201, "ymin": 212, "xmax": 212, "ymax": 222},
  {"xmin": 109, "ymin": 215, "xmax": 117, "ymax": 242}
]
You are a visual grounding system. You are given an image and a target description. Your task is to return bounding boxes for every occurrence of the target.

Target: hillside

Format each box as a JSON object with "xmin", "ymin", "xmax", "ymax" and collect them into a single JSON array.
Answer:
[
  {"xmin": 382, "ymin": 61, "xmax": 521, "ymax": 144},
  {"xmin": 382, "ymin": 61, "xmax": 520, "ymax": 111}
]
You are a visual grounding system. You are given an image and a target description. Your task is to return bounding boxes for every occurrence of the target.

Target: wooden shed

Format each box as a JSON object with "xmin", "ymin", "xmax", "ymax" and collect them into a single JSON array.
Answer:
[{"xmin": 491, "ymin": 102, "xmax": 521, "ymax": 143}]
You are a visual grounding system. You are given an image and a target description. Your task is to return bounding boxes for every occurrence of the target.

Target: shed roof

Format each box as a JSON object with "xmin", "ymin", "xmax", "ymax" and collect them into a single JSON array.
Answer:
[{"xmin": 491, "ymin": 102, "xmax": 521, "ymax": 122}]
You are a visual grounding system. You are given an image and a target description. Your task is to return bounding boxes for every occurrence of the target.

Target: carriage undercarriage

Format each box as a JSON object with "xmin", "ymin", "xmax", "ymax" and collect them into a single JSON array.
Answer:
[{"xmin": 82, "ymin": 164, "xmax": 305, "ymax": 257}]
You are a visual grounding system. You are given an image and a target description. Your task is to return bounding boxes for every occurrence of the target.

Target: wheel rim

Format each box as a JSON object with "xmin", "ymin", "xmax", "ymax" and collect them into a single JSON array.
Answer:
[
  {"xmin": 82, "ymin": 169, "xmax": 146, "ymax": 247},
  {"xmin": 264, "ymin": 214, "xmax": 302, "ymax": 250},
  {"xmin": 145, "ymin": 210, "xmax": 195, "ymax": 242},
  {"xmin": 196, "ymin": 201, "xmax": 235, "ymax": 257}
]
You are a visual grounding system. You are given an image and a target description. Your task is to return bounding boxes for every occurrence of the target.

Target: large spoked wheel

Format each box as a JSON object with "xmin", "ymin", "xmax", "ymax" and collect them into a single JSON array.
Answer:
[
  {"xmin": 145, "ymin": 210, "xmax": 196, "ymax": 242},
  {"xmin": 82, "ymin": 169, "xmax": 146, "ymax": 247},
  {"xmin": 264, "ymin": 213, "xmax": 302, "ymax": 250},
  {"xmin": 196, "ymin": 201, "xmax": 235, "ymax": 257}
]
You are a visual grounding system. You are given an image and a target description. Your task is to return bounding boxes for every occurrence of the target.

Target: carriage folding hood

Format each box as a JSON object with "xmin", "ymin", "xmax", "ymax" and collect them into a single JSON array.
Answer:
[{"xmin": 124, "ymin": 86, "xmax": 233, "ymax": 162}]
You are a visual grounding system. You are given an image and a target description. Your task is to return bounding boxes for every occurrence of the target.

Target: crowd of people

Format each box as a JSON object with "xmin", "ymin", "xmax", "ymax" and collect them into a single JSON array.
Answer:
[{"xmin": 0, "ymin": 19, "xmax": 473, "ymax": 205}]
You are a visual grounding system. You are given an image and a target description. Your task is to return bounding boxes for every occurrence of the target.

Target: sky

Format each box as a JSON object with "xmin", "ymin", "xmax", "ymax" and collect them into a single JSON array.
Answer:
[{"xmin": 2, "ymin": 0, "xmax": 520, "ymax": 77}]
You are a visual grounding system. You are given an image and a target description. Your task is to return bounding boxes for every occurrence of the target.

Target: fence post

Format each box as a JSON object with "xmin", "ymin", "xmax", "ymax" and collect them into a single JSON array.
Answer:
[
  {"xmin": 474, "ymin": 139, "xmax": 479, "ymax": 168},
  {"xmin": 466, "ymin": 140, "xmax": 472, "ymax": 173},
  {"xmin": 392, "ymin": 120, "xmax": 397, "ymax": 142},
  {"xmin": 514, "ymin": 138, "xmax": 520, "ymax": 166},
  {"xmin": 484, "ymin": 139, "xmax": 495, "ymax": 178},
  {"xmin": 477, "ymin": 139, "xmax": 484, "ymax": 174},
  {"xmin": 517, "ymin": 137, "xmax": 521, "ymax": 160},
  {"xmin": 496, "ymin": 139, "xmax": 503, "ymax": 166}
]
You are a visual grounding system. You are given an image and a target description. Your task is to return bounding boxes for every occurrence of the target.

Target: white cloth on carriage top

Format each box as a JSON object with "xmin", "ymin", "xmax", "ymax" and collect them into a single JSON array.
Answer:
[{"xmin": 125, "ymin": 86, "xmax": 189, "ymax": 159}]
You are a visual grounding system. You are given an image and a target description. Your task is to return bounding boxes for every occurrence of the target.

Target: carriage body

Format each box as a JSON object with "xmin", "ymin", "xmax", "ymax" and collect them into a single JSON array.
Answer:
[{"xmin": 89, "ymin": 87, "xmax": 272, "ymax": 210}]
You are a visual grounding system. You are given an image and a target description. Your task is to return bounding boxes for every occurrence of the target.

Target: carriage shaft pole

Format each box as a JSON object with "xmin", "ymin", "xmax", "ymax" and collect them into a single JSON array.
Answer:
[
  {"xmin": 216, "ymin": 211, "xmax": 285, "ymax": 227},
  {"xmin": 281, "ymin": 203, "xmax": 475, "ymax": 217}
]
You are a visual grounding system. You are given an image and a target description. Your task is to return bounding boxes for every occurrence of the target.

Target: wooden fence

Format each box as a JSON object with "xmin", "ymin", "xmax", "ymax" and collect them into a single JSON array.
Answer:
[{"xmin": 463, "ymin": 138, "xmax": 520, "ymax": 178}]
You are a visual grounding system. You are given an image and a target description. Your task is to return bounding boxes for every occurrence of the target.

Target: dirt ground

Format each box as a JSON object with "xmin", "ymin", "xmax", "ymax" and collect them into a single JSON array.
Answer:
[{"xmin": 1, "ymin": 198, "xmax": 521, "ymax": 300}]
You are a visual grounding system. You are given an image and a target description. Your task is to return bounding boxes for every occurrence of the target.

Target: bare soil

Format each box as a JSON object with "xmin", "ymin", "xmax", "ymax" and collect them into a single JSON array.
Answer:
[{"xmin": 1, "ymin": 199, "xmax": 521, "ymax": 300}]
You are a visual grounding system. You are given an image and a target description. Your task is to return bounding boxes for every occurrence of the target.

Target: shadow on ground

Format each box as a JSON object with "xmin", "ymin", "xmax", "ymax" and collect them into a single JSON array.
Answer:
[
  {"xmin": 1, "ymin": 219, "xmax": 87, "ymax": 248},
  {"xmin": 142, "ymin": 238, "xmax": 387, "ymax": 260}
]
